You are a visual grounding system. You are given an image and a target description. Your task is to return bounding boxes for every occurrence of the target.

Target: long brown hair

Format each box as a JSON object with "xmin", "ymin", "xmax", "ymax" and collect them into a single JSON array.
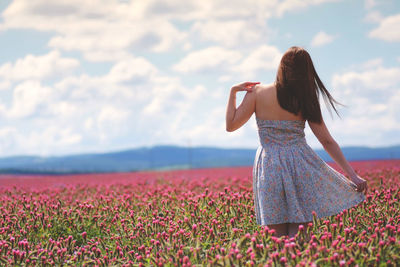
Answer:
[{"xmin": 275, "ymin": 46, "xmax": 344, "ymax": 123}]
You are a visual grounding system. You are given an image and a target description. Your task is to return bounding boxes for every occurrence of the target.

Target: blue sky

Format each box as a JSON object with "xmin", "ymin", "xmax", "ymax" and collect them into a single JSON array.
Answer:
[{"xmin": 0, "ymin": 0, "xmax": 399, "ymax": 157}]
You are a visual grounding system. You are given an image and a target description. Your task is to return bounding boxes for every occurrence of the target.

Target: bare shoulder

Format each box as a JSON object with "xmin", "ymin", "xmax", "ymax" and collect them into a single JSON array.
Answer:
[{"xmin": 254, "ymin": 82, "xmax": 275, "ymax": 94}]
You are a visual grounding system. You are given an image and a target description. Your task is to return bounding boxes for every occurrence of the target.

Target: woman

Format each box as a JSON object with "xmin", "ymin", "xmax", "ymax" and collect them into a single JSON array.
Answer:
[{"xmin": 225, "ymin": 46, "xmax": 367, "ymax": 239}]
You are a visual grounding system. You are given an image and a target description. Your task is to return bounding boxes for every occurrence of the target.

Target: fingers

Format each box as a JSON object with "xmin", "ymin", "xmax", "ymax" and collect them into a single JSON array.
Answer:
[
  {"xmin": 233, "ymin": 82, "xmax": 260, "ymax": 92},
  {"xmin": 244, "ymin": 82, "xmax": 260, "ymax": 86},
  {"xmin": 356, "ymin": 181, "xmax": 368, "ymax": 194},
  {"xmin": 241, "ymin": 83, "xmax": 259, "ymax": 92},
  {"xmin": 244, "ymin": 82, "xmax": 260, "ymax": 90},
  {"xmin": 245, "ymin": 82, "xmax": 260, "ymax": 86},
  {"xmin": 360, "ymin": 183, "xmax": 365, "ymax": 192},
  {"xmin": 356, "ymin": 176, "xmax": 368, "ymax": 194}
]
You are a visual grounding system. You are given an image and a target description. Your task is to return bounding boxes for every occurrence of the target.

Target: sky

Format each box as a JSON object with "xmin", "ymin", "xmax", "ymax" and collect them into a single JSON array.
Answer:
[{"xmin": 0, "ymin": 0, "xmax": 399, "ymax": 157}]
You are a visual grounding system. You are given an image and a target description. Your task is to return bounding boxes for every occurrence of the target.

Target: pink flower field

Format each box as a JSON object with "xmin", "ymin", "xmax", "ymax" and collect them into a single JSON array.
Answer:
[{"xmin": 0, "ymin": 159, "xmax": 399, "ymax": 266}]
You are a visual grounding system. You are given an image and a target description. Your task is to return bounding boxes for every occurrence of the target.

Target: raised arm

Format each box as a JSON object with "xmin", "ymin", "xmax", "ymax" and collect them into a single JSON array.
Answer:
[
  {"xmin": 308, "ymin": 118, "xmax": 368, "ymax": 194},
  {"xmin": 225, "ymin": 82, "xmax": 258, "ymax": 132}
]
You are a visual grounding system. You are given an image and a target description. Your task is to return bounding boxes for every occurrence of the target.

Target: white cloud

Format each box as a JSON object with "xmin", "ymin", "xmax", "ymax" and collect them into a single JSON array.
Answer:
[
  {"xmin": 49, "ymin": 101, "xmax": 78, "ymax": 118},
  {"xmin": 0, "ymin": 54, "xmax": 153, "ymax": 154},
  {"xmin": 275, "ymin": 0, "xmax": 340, "ymax": 17},
  {"xmin": 105, "ymin": 57, "xmax": 158, "ymax": 83},
  {"xmin": 0, "ymin": 127, "xmax": 19, "ymax": 152},
  {"xmin": 369, "ymin": 13, "xmax": 400, "ymax": 42},
  {"xmin": 328, "ymin": 60, "xmax": 400, "ymax": 146},
  {"xmin": 0, "ymin": 125, "xmax": 82, "ymax": 156},
  {"xmin": 0, "ymin": 51, "xmax": 216, "ymax": 155},
  {"xmin": 173, "ymin": 45, "xmax": 282, "ymax": 79},
  {"xmin": 332, "ymin": 66, "xmax": 400, "ymax": 95},
  {"xmin": 5, "ymin": 80, "xmax": 55, "ymax": 119},
  {"xmin": 0, "ymin": 0, "xmax": 342, "ymax": 62},
  {"xmin": 0, "ymin": 80, "xmax": 11, "ymax": 91},
  {"xmin": 364, "ymin": 11, "xmax": 383, "ymax": 23},
  {"xmin": 172, "ymin": 46, "xmax": 242, "ymax": 73},
  {"xmin": 218, "ymin": 75, "xmax": 233, "ymax": 83},
  {"xmin": 43, "ymin": 127, "xmax": 82, "ymax": 147},
  {"xmin": 0, "ymin": 0, "xmax": 187, "ymax": 62},
  {"xmin": 233, "ymin": 45, "xmax": 282, "ymax": 79},
  {"xmin": 364, "ymin": 0, "xmax": 377, "ymax": 9},
  {"xmin": 0, "ymin": 50, "xmax": 79, "ymax": 81},
  {"xmin": 345, "ymin": 57, "xmax": 384, "ymax": 71},
  {"xmin": 96, "ymin": 106, "xmax": 130, "ymax": 142},
  {"xmin": 190, "ymin": 19, "xmax": 270, "ymax": 47},
  {"xmin": 311, "ymin": 31, "xmax": 337, "ymax": 47},
  {"xmin": 359, "ymin": 58, "xmax": 383, "ymax": 69}
]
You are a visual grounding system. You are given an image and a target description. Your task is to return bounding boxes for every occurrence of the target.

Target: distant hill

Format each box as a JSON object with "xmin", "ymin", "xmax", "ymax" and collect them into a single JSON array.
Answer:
[{"xmin": 0, "ymin": 145, "xmax": 398, "ymax": 174}]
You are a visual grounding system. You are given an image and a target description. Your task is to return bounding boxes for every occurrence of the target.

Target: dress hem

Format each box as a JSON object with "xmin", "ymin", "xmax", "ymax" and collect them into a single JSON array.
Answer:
[{"xmin": 255, "ymin": 193, "xmax": 366, "ymax": 226}]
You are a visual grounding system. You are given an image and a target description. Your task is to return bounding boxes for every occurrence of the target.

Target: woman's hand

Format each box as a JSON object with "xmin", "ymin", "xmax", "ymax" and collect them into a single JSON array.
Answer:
[
  {"xmin": 350, "ymin": 175, "xmax": 368, "ymax": 194},
  {"xmin": 231, "ymin": 82, "xmax": 260, "ymax": 93}
]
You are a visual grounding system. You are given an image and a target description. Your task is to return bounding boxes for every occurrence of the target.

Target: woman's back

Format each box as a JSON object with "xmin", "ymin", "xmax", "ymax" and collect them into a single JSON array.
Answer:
[
  {"xmin": 251, "ymin": 85, "xmax": 366, "ymax": 225},
  {"xmin": 254, "ymin": 83, "xmax": 305, "ymax": 122}
]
